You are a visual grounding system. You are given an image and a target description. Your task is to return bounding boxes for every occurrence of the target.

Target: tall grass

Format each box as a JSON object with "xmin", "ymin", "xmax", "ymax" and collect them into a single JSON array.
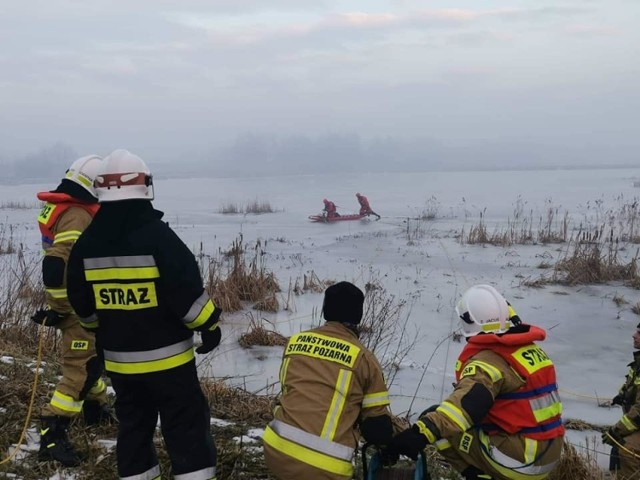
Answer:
[{"xmin": 197, "ymin": 235, "xmax": 281, "ymax": 312}]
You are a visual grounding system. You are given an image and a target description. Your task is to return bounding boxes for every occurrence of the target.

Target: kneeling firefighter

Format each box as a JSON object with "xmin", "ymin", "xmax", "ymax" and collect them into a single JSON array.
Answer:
[{"xmin": 263, "ymin": 281, "xmax": 396, "ymax": 480}]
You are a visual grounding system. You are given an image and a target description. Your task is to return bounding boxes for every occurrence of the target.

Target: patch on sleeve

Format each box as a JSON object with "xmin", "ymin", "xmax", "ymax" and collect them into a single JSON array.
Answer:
[
  {"xmin": 459, "ymin": 432, "xmax": 473, "ymax": 453},
  {"xmin": 71, "ymin": 340, "xmax": 89, "ymax": 351},
  {"xmin": 460, "ymin": 365, "xmax": 476, "ymax": 378}
]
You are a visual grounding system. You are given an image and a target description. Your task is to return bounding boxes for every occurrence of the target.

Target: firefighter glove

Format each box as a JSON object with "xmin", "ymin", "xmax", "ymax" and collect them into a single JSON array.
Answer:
[
  {"xmin": 602, "ymin": 428, "xmax": 625, "ymax": 447},
  {"xmin": 388, "ymin": 423, "xmax": 430, "ymax": 460},
  {"xmin": 611, "ymin": 394, "xmax": 624, "ymax": 406},
  {"xmin": 196, "ymin": 327, "xmax": 221, "ymax": 354},
  {"xmin": 31, "ymin": 308, "xmax": 65, "ymax": 327}
]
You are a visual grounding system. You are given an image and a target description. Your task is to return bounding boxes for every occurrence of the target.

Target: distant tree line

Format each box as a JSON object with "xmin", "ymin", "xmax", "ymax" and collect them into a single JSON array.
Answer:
[{"xmin": 0, "ymin": 143, "xmax": 77, "ymax": 183}]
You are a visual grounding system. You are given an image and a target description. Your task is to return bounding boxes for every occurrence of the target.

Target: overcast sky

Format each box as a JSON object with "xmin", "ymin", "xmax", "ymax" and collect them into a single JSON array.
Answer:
[{"xmin": 1, "ymin": 0, "xmax": 638, "ymax": 166}]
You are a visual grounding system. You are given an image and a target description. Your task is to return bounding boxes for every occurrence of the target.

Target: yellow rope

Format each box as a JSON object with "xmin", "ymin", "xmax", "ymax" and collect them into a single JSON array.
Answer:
[
  {"xmin": 602, "ymin": 431, "xmax": 640, "ymax": 460},
  {"xmin": 0, "ymin": 322, "xmax": 45, "ymax": 465},
  {"xmin": 559, "ymin": 388, "xmax": 610, "ymax": 401}
]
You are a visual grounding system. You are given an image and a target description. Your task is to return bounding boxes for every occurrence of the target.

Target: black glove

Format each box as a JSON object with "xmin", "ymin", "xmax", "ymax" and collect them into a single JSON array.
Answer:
[
  {"xmin": 611, "ymin": 394, "xmax": 624, "ymax": 406},
  {"xmin": 378, "ymin": 447, "xmax": 399, "ymax": 467},
  {"xmin": 602, "ymin": 428, "xmax": 625, "ymax": 447},
  {"xmin": 31, "ymin": 309, "xmax": 65, "ymax": 327},
  {"xmin": 196, "ymin": 327, "xmax": 221, "ymax": 354},
  {"xmin": 388, "ymin": 425, "xmax": 429, "ymax": 460}
]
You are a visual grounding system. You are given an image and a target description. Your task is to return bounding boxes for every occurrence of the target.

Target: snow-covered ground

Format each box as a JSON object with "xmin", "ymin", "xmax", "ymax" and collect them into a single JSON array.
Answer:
[{"xmin": 2, "ymin": 167, "xmax": 640, "ymax": 471}]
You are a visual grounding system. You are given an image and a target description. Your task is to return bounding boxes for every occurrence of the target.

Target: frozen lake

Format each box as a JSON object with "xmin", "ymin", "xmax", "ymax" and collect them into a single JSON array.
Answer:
[{"xmin": 2, "ymin": 166, "xmax": 640, "ymax": 469}]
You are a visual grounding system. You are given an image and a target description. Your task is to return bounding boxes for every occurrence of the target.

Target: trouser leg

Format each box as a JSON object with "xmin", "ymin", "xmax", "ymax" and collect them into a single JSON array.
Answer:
[
  {"xmin": 42, "ymin": 318, "xmax": 107, "ymax": 418},
  {"xmin": 157, "ymin": 362, "xmax": 216, "ymax": 477},
  {"xmin": 619, "ymin": 431, "xmax": 640, "ymax": 480},
  {"xmin": 111, "ymin": 375, "xmax": 160, "ymax": 479}
]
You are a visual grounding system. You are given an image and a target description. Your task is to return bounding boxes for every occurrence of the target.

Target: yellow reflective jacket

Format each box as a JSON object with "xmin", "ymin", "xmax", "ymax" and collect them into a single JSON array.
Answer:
[{"xmin": 264, "ymin": 321, "xmax": 391, "ymax": 479}]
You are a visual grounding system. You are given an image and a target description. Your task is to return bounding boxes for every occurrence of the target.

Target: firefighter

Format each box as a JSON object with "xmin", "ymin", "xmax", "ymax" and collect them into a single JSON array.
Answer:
[
  {"xmin": 356, "ymin": 193, "xmax": 380, "ymax": 219},
  {"xmin": 389, "ymin": 284, "xmax": 564, "ymax": 480},
  {"xmin": 322, "ymin": 198, "xmax": 340, "ymax": 219},
  {"xmin": 66, "ymin": 149, "xmax": 221, "ymax": 480},
  {"xmin": 602, "ymin": 323, "xmax": 640, "ymax": 479},
  {"xmin": 33, "ymin": 155, "xmax": 113, "ymax": 467},
  {"xmin": 263, "ymin": 281, "xmax": 396, "ymax": 480}
]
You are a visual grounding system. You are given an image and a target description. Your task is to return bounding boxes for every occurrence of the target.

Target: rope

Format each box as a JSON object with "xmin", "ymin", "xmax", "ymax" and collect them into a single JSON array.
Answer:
[
  {"xmin": 0, "ymin": 322, "xmax": 46, "ymax": 465},
  {"xmin": 602, "ymin": 431, "xmax": 640, "ymax": 460},
  {"xmin": 559, "ymin": 388, "xmax": 610, "ymax": 402}
]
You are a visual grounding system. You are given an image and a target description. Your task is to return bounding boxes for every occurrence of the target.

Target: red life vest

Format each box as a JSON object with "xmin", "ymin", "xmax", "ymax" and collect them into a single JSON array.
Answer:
[
  {"xmin": 455, "ymin": 326, "xmax": 564, "ymax": 441},
  {"xmin": 37, "ymin": 192, "xmax": 99, "ymax": 248}
]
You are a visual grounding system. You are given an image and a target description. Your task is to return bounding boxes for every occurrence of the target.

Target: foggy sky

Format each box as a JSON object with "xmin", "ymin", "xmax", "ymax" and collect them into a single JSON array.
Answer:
[{"xmin": 1, "ymin": 0, "xmax": 638, "ymax": 171}]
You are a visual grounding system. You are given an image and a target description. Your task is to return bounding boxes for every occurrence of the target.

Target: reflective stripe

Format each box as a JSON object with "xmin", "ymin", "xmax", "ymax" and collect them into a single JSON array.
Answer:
[
  {"xmin": 264, "ymin": 422, "xmax": 353, "ymax": 476},
  {"xmin": 120, "ymin": 464, "xmax": 161, "ymax": 480},
  {"xmin": 46, "ymin": 288, "xmax": 67, "ymax": 299},
  {"xmin": 84, "ymin": 256, "xmax": 157, "ymax": 269},
  {"xmin": 50, "ymin": 390, "xmax": 83, "ymax": 413},
  {"xmin": 183, "ymin": 291, "xmax": 215, "ymax": 329},
  {"xmin": 85, "ymin": 267, "xmax": 160, "ymax": 281},
  {"xmin": 530, "ymin": 391, "xmax": 562, "ymax": 423},
  {"xmin": 362, "ymin": 391, "xmax": 390, "ymax": 408},
  {"xmin": 174, "ymin": 466, "xmax": 216, "ymax": 480},
  {"xmin": 478, "ymin": 430, "xmax": 557, "ymax": 478},
  {"xmin": 80, "ymin": 313, "xmax": 99, "ymax": 329},
  {"xmin": 104, "ymin": 338, "xmax": 194, "ymax": 374},
  {"xmin": 466, "ymin": 360, "xmax": 503, "ymax": 382},
  {"xmin": 524, "ymin": 438, "xmax": 537, "ymax": 464},
  {"xmin": 279, "ymin": 357, "xmax": 291, "ymax": 395},
  {"xmin": 53, "ymin": 230, "xmax": 82, "ymax": 244},
  {"xmin": 89, "ymin": 378, "xmax": 106, "ymax": 395},
  {"xmin": 437, "ymin": 401, "xmax": 471, "ymax": 432},
  {"xmin": 269, "ymin": 419, "xmax": 354, "ymax": 460},
  {"xmin": 416, "ymin": 420, "xmax": 436, "ymax": 443},
  {"xmin": 84, "ymin": 255, "xmax": 159, "ymax": 281},
  {"xmin": 622, "ymin": 415, "xmax": 638, "ymax": 432},
  {"xmin": 435, "ymin": 438, "xmax": 451, "ymax": 451},
  {"xmin": 321, "ymin": 369, "xmax": 352, "ymax": 440}
]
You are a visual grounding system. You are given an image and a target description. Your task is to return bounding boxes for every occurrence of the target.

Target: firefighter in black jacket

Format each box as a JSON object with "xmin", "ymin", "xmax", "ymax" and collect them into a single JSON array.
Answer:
[{"xmin": 67, "ymin": 149, "xmax": 221, "ymax": 480}]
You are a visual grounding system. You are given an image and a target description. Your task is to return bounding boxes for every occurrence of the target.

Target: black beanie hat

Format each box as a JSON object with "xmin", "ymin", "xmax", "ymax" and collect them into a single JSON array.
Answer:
[{"xmin": 322, "ymin": 281, "xmax": 365, "ymax": 324}]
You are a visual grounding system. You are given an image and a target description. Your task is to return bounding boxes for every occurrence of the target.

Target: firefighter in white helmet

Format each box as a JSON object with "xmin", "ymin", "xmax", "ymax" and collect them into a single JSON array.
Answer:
[
  {"xmin": 34, "ymin": 155, "xmax": 113, "ymax": 467},
  {"xmin": 389, "ymin": 284, "xmax": 564, "ymax": 480},
  {"xmin": 67, "ymin": 149, "xmax": 220, "ymax": 479}
]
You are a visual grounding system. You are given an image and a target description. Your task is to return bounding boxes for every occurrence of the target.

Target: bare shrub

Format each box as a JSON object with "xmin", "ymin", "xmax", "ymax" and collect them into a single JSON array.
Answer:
[
  {"xmin": 553, "ymin": 227, "xmax": 639, "ymax": 286},
  {"xmin": 632, "ymin": 302, "xmax": 640, "ymax": 316},
  {"xmin": 218, "ymin": 200, "xmax": 276, "ymax": 215},
  {"xmin": 198, "ymin": 235, "xmax": 281, "ymax": 313},
  {"xmin": 201, "ymin": 378, "xmax": 275, "ymax": 423},
  {"xmin": 538, "ymin": 205, "xmax": 569, "ymax": 244},
  {"xmin": 419, "ymin": 195, "xmax": 440, "ymax": 220},
  {"xmin": 0, "ymin": 201, "xmax": 39, "ymax": 210},
  {"xmin": 358, "ymin": 278, "xmax": 418, "ymax": 386},
  {"xmin": 464, "ymin": 210, "xmax": 490, "ymax": 245},
  {"xmin": 546, "ymin": 440, "xmax": 604, "ymax": 480},
  {"xmin": 238, "ymin": 315, "xmax": 288, "ymax": 348},
  {"xmin": 245, "ymin": 199, "xmax": 274, "ymax": 214},
  {"xmin": 219, "ymin": 202, "xmax": 241, "ymax": 214},
  {"xmin": 613, "ymin": 293, "xmax": 628, "ymax": 306}
]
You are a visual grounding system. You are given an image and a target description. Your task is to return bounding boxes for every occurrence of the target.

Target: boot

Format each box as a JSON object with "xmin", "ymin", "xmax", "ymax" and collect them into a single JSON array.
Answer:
[
  {"xmin": 38, "ymin": 416, "xmax": 83, "ymax": 467},
  {"xmin": 83, "ymin": 400, "xmax": 117, "ymax": 426}
]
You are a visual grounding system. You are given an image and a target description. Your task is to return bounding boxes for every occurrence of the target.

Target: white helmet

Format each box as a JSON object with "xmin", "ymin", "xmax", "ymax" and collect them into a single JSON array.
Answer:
[
  {"xmin": 456, "ymin": 284, "xmax": 511, "ymax": 337},
  {"xmin": 94, "ymin": 149, "xmax": 154, "ymax": 202},
  {"xmin": 64, "ymin": 155, "xmax": 103, "ymax": 198}
]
